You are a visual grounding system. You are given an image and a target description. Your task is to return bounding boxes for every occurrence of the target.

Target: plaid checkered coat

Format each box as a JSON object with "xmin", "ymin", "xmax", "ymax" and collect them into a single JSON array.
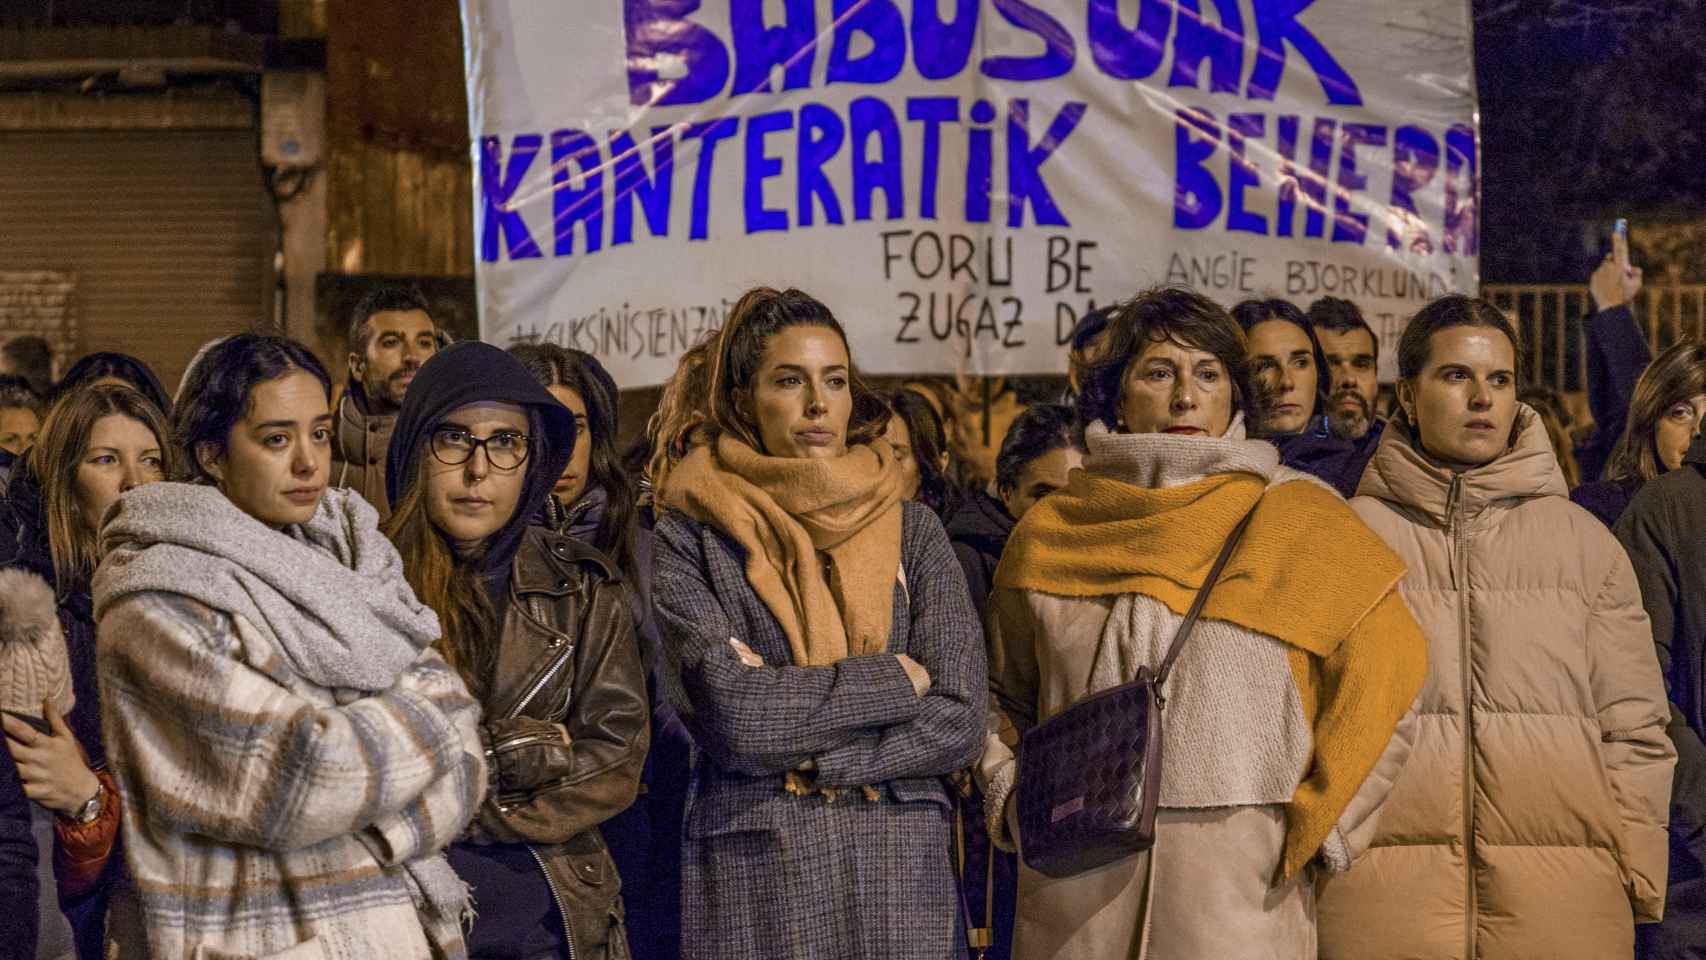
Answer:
[
  {"xmin": 95, "ymin": 591, "xmax": 486, "ymax": 960},
  {"xmin": 653, "ymin": 500, "xmax": 987, "ymax": 960}
]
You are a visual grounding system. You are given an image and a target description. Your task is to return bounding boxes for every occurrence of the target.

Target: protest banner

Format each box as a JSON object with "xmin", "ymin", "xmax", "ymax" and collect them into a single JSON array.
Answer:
[{"xmin": 462, "ymin": 0, "xmax": 1477, "ymax": 385}]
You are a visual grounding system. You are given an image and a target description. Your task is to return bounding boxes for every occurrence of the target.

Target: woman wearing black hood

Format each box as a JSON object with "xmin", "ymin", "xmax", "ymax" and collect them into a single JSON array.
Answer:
[
  {"xmin": 383, "ymin": 342, "xmax": 651, "ymax": 960},
  {"xmin": 509, "ymin": 341, "xmax": 691, "ymax": 960}
]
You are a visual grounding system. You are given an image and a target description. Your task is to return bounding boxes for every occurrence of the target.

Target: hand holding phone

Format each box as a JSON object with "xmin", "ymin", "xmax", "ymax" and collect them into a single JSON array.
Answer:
[
  {"xmin": 4, "ymin": 702, "xmax": 102, "ymax": 817},
  {"xmin": 1590, "ymin": 219, "xmax": 1643, "ymax": 311}
]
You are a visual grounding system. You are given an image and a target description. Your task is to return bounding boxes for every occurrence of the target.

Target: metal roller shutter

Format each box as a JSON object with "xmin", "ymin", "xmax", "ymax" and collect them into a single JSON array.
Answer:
[{"xmin": 0, "ymin": 128, "xmax": 269, "ymax": 394}]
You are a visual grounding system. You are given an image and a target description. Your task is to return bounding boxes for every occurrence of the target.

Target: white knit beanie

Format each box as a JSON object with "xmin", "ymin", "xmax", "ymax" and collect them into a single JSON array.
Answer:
[{"xmin": 0, "ymin": 567, "xmax": 74, "ymax": 719}]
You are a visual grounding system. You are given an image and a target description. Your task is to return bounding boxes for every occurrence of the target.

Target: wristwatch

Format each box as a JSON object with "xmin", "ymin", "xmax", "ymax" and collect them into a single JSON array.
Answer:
[{"xmin": 66, "ymin": 781, "xmax": 103, "ymax": 825}]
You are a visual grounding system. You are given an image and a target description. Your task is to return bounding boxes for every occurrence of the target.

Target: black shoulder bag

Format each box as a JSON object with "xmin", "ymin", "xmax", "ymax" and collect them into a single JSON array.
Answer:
[{"xmin": 1013, "ymin": 508, "xmax": 1255, "ymax": 879}]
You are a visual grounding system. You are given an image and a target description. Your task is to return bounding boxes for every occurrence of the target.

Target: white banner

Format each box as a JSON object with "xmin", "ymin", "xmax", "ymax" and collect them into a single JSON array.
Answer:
[{"xmin": 462, "ymin": 0, "xmax": 1477, "ymax": 386}]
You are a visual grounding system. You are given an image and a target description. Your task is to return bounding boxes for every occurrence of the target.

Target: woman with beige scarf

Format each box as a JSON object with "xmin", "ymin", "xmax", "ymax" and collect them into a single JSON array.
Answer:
[{"xmin": 652, "ymin": 287, "xmax": 987, "ymax": 960}]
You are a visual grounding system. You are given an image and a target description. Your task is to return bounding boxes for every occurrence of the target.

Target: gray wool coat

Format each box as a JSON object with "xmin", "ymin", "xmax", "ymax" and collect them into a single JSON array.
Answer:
[{"xmin": 653, "ymin": 500, "xmax": 987, "ymax": 960}]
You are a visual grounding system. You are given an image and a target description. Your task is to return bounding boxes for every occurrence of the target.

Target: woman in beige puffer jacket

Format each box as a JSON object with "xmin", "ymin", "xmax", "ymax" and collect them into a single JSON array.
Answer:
[{"xmin": 1316, "ymin": 296, "xmax": 1676, "ymax": 960}]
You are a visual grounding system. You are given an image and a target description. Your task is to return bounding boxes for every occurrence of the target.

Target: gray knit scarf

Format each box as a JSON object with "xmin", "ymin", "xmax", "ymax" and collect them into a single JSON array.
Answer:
[{"xmin": 92, "ymin": 482, "xmax": 470, "ymax": 921}]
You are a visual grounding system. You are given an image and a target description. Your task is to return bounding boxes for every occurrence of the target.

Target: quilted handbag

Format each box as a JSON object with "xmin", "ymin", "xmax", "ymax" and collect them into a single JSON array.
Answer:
[{"xmin": 1014, "ymin": 508, "xmax": 1255, "ymax": 879}]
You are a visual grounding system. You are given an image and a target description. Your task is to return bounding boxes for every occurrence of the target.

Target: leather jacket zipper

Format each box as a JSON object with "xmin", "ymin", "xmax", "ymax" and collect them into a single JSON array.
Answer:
[
  {"xmin": 529, "ymin": 843, "xmax": 576, "ymax": 960},
  {"xmin": 506, "ymin": 588, "xmax": 584, "ymax": 719},
  {"xmin": 509, "ymin": 642, "xmax": 573, "ymax": 718},
  {"xmin": 493, "ymin": 730, "xmax": 561, "ymax": 753}
]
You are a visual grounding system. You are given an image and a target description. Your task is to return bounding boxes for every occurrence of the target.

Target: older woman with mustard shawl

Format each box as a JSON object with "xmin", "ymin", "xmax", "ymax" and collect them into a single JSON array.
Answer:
[{"xmin": 978, "ymin": 288, "xmax": 1427, "ymax": 959}]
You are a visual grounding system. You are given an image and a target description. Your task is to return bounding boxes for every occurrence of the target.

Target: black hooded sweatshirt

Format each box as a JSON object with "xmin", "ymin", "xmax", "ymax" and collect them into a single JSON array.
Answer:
[
  {"xmin": 1615, "ymin": 430, "xmax": 1706, "ymax": 959},
  {"xmin": 386, "ymin": 340, "xmax": 576, "ymax": 598}
]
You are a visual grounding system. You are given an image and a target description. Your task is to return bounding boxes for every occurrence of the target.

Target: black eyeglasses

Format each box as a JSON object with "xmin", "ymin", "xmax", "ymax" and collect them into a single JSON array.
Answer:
[{"xmin": 430, "ymin": 426, "xmax": 530, "ymax": 470}]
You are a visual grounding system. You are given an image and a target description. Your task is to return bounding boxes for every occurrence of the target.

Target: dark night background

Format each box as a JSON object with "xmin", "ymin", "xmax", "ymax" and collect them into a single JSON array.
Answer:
[{"xmin": 1475, "ymin": 0, "xmax": 1706, "ymax": 281}]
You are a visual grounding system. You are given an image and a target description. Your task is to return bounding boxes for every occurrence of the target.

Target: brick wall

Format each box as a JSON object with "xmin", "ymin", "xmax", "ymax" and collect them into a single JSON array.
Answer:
[{"xmin": 0, "ymin": 269, "xmax": 78, "ymax": 378}]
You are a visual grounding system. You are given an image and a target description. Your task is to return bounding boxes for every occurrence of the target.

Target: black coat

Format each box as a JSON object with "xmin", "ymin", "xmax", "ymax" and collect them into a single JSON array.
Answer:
[
  {"xmin": 944, "ymin": 489, "xmax": 1014, "ymax": 618},
  {"xmin": 0, "ymin": 463, "xmax": 121, "ymax": 960},
  {"xmin": 0, "ymin": 746, "xmax": 38, "ymax": 958},
  {"xmin": 1272, "ymin": 417, "xmax": 1386, "ymax": 500},
  {"xmin": 1615, "ymin": 432, "xmax": 1706, "ymax": 959},
  {"xmin": 556, "ymin": 491, "xmax": 691, "ymax": 960},
  {"xmin": 1571, "ymin": 477, "xmax": 1644, "ymax": 528},
  {"xmin": 0, "ymin": 464, "xmax": 103, "ymax": 764},
  {"xmin": 1581, "ymin": 305, "xmax": 1653, "ymax": 484},
  {"xmin": 942, "ymin": 489, "xmax": 1020, "ymax": 959}
]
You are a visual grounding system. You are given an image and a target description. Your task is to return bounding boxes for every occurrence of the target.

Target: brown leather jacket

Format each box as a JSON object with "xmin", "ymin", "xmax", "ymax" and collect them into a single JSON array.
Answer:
[{"xmin": 467, "ymin": 526, "xmax": 651, "ymax": 960}]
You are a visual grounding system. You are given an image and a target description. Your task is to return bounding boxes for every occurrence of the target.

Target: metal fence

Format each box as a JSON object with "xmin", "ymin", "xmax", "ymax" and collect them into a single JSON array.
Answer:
[{"xmin": 1482, "ymin": 283, "xmax": 1706, "ymax": 395}]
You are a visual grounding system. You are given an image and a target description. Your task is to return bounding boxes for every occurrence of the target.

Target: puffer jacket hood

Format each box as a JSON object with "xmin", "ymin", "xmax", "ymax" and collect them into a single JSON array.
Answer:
[
  {"xmin": 1318, "ymin": 403, "xmax": 1676, "ymax": 960},
  {"xmin": 1354, "ymin": 404, "xmax": 1567, "ymax": 523}
]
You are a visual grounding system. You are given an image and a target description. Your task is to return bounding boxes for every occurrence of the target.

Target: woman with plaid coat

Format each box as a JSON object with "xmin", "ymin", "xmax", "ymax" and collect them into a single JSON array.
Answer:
[
  {"xmin": 652, "ymin": 288, "xmax": 987, "ymax": 959},
  {"xmin": 92, "ymin": 337, "xmax": 485, "ymax": 960}
]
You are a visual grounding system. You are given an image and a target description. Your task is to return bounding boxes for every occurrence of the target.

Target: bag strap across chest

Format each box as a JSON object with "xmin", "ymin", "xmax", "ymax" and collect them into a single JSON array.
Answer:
[{"xmin": 1152, "ymin": 508, "xmax": 1256, "ymax": 707}]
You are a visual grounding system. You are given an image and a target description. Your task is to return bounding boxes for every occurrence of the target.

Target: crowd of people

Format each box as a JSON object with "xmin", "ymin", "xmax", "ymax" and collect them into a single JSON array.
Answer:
[{"xmin": 0, "ymin": 254, "xmax": 1702, "ymax": 960}]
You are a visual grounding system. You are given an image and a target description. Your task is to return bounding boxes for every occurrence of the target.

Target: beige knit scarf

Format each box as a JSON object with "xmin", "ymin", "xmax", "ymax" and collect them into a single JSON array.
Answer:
[{"xmin": 661, "ymin": 434, "xmax": 905, "ymax": 667}]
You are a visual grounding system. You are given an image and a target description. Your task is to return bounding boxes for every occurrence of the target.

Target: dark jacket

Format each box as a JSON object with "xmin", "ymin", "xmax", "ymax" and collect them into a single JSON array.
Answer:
[
  {"xmin": 0, "ymin": 465, "xmax": 102, "ymax": 763},
  {"xmin": 0, "ymin": 747, "xmax": 38, "ymax": 959},
  {"xmin": 1273, "ymin": 417, "xmax": 1386, "ymax": 500},
  {"xmin": 945, "ymin": 488, "xmax": 1014, "ymax": 618},
  {"xmin": 331, "ymin": 382, "xmax": 397, "ymax": 520},
  {"xmin": 942, "ymin": 488, "xmax": 1020, "ymax": 959},
  {"xmin": 1617, "ymin": 431, "xmax": 1706, "ymax": 960},
  {"xmin": 0, "ymin": 466, "xmax": 121, "ymax": 960},
  {"xmin": 0, "ymin": 446, "xmax": 16, "ymax": 492},
  {"xmin": 1581, "ymin": 304, "xmax": 1653, "ymax": 484},
  {"xmin": 552, "ymin": 488, "xmax": 662, "ymax": 673},
  {"xmin": 653, "ymin": 500, "xmax": 986, "ymax": 960},
  {"xmin": 457, "ymin": 527, "xmax": 652, "ymax": 960},
  {"xmin": 1571, "ymin": 476, "xmax": 1644, "ymax": 528},
  {"xmin": 552, "ymin": 490, "xmax": 690, "ymax": 960}
]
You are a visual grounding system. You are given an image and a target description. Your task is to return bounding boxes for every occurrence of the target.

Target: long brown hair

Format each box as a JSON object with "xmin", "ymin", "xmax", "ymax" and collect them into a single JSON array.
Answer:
[
  {"xmin": 702, "ymin": 287, "xmax": 889, "ymax": 453},
  {"xmin": 508, "ymin": 343, "xmax": 638, "ymax": 573},
  {"xmin": 27, "ymin": 382, "xmax": 175, "ymax": 593},
  {"xmin": 1607, "ymin": 340, "xmax": 1706, "ymax": 484},
  {"xmin": 646, "ymin": 335, "xmax": 715, "ymax": 497},
  {"xmin": 381, "ymin": 448, "xmax": 499, "ymax": 699}
]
